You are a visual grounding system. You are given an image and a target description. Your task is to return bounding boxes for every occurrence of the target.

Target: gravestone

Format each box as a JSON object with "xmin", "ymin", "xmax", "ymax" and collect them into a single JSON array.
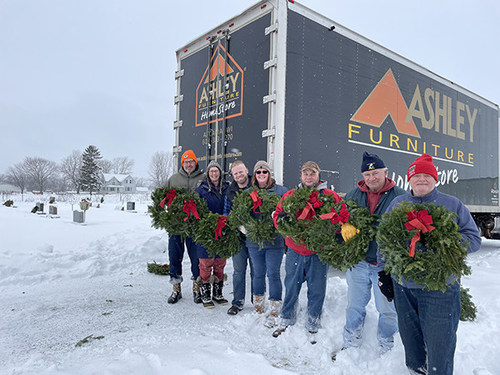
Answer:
[
  {"xmin": 49, "ymin": 205, "xmax": 58, "ymax": 215},
  {"xmin": 73, "ymin": 210, "xmax": 85, "ymax": 223},
  {"xmin": 127, "ymin": 202, "xmax": 136, "ymax": 211},
  {"xmin": 36, "ymin": 202, "xmax": 44, "ymax": 212}
]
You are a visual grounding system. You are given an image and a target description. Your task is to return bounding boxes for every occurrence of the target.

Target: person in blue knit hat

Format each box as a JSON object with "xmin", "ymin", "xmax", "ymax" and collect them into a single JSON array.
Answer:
[{"xmin": 332, "ymin": 151, "xmax": 405, "ymax": 361}]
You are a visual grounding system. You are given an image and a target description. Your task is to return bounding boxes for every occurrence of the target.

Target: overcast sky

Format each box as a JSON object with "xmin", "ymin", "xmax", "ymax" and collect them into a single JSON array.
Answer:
[{"xmin": 1, "ymin": 0, "xmax": 498, "ymax": 178}]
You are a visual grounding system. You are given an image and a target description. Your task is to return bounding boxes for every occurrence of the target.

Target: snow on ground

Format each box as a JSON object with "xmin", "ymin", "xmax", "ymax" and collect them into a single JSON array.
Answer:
[{"xmin": 0, "ymin": 193, "xmax": 498, "ymax": 375}]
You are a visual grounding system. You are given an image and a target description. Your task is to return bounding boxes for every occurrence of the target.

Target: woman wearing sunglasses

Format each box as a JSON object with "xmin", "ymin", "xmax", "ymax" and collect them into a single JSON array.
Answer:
[{"xmin": 246, "ymin": 160, "xmax": 289, "ymax": 327}]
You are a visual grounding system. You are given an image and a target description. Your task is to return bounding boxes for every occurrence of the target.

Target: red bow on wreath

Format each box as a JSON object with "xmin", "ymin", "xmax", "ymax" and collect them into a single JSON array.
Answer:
[
  {"xmin": 214, "ymin": 215, "xmax": 227, "ymax": 240},
  {"xmin": 297, "ymin": 191, "xmax": 324, "ymax": 220},
  {"xmin": 404, "ymin": 209, "xmax": 435, "ymax": 257},
  {"xmin": 183, "ymin": 199, "xmax": 200, "ymax": 221},
  {"xmin": 160, "ymin": 189, "xmax": 177, "ymax": 209},
  {"xmin": 319, "ymin": 203, "xmax": 350, "ymax": 225},
  {"xmin": 249, "ymin": 190, "xmax": 262, "ymax": 214}
]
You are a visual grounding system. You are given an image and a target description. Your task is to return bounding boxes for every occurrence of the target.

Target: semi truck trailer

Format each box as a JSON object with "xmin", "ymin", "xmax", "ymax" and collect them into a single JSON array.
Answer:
[{"xmin": 173, "ymin": 0, "xmax": 500, "ymax": 236}]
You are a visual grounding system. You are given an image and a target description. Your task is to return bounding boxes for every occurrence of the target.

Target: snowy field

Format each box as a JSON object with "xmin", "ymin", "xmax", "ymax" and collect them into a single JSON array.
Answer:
[{"xmin": 1, "ymin": 193, "xmax": 498, "ymax": 375}]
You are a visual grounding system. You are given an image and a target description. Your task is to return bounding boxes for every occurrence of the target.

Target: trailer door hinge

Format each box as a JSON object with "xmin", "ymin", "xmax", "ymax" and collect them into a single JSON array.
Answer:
[
  {"xmin": 174, "ymin": 95, "xmax": 184, "ymax": 104},
  {"xmin": 173, "ymin": 120, "xmax": 183, "ymax": 129},
  {"xmin": 263, "ymin": 92, "xmax": 277, "ymax": 104},
  {"xmin": 264, "ymin": 57, "xmax": 277, "ymax": 70},
  {"xmin": 265, "ymin": 22, "xmax": 278, "ymax": 36},
  {"xmin": 262, "ymin": 128, "xmax": 276, "ymax": 138},
  {"xmin": 174, "ymin": 69, "xmax": 184, "ymax": 79}
]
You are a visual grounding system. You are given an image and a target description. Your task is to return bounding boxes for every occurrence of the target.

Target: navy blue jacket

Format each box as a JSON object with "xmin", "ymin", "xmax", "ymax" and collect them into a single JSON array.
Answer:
[
  {"xmin": 223, "ymin": 176, "xmax": 252, "ymax": 216},
  {"xmin": 245, "ymin": 183, "xmax": 289, "ymax": 249},
  {"xmin": 195, "ymin": 179, "xmax": 229, "ymax": 258},
  {"xmin": 345, "ymin": 179, "xmax": 405, "ymax": 263}
]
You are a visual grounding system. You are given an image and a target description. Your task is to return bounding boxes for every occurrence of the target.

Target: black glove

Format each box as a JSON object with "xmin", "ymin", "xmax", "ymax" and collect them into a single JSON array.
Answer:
[
  {"xmin": 378, "ymin": 271, "xmax": 394, "ymax": 302},
  {"xmin": 276, "ymin": 210, "xmax": 290, "ymax": 224}
]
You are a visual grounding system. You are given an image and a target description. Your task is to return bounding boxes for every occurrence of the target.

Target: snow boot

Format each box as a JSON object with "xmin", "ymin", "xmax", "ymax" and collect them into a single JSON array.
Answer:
[
  {"xmin": 193, "ymin": 278, "xmax": 202, "ymax": 304},
  {"xmin": 253, "ymin": 294, "xmax": 265, "ymax": 314},
  {"xmin": 200, "ymin": 282, "xmax": 215, "ymax": 309},
  {"xmin": 167, "ymin": 283, "xmax": 182, "ymax": 304},
  {"xmin": 227, "ymin": 305, "xmax": 242, "ymax": 315},
  {"xmin": 212, "ymin": 277, "xmax": 228, "ymax": 305},
  {"xmin": 272, "ymin": 326, "xmax": 287, "ymax": 338},
  {"xmin": 265, "ymin": 300, "xmax": 282, "ymax": 328}
]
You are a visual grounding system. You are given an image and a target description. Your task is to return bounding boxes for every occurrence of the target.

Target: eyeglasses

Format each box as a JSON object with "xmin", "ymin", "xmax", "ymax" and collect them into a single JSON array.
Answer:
[{"xmin": 255, "ymin": 170, "xmax": 269, "ymax": 175}]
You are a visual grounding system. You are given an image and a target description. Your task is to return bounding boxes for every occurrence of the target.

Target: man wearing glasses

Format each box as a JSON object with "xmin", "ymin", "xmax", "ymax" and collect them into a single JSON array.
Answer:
[{"xmin": 166, "ymin": 149, "xmax": 205, "ymax": 304}]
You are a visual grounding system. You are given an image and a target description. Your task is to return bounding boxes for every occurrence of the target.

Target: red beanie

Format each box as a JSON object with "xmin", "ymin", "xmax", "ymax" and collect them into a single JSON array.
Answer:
[
  {"xmin": 407, "ymin": 154, "xmax": 438, "ymax": 182},
  {"xmin": 181, "ymin": 149, "xmax": 197, "ymax": 165}
]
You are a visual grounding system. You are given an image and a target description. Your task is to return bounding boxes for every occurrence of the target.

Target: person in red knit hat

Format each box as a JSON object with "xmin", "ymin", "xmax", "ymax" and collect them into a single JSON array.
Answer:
[{"xmin": 377, "ymin": 154, "xmax": 481, "ymax": 375}]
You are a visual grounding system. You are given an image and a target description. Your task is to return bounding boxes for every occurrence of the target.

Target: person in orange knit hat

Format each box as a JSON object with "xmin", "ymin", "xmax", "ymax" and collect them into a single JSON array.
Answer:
[{"xmin": 166, "ymin": 149, "xmax": 205, "ymax": 304}]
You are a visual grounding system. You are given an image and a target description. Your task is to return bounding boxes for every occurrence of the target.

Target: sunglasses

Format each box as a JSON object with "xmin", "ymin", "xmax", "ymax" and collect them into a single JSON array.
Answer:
[{"xmin": 255, "ymin": 170, "xmax": 269, "ymax": 175}]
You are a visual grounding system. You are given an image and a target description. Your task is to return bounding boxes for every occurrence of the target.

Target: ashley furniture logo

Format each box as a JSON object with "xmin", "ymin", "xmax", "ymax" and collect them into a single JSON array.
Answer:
[
  {"xmin": 351, "ymin": 69, "xmax": 420, "ymax": 137},
  {"xmin": 348, "ymin": 68, "xmax": 478, "ymax": 167},
  {"xmin": 195, "ymin": 43, "xmax": 244, "ymax": 127}
]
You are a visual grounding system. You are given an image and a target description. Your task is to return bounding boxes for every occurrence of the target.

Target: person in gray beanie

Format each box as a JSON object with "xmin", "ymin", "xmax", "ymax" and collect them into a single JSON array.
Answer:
[
  {"xmin": 245, "ymin": 160, "xmax": 289, "ymax": 326},
  {"xmin": 195, "ymin": 160, "xmax": 229, "ymax": 309}
]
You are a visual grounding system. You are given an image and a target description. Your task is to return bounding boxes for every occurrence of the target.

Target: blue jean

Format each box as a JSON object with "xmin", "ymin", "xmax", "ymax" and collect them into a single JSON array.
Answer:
[
  {"xmin": 344, "ymin": 261, "xmax": 398, "ymax": 351},
  {"xmin": 168, "ymin": 235, "xmax": 199, "ymax": 284},
  {"xmin": 231, "ymin": 243, "xmax": 254, "ymax": 308},
  {"xmin": 394, "ymin": 282, "xmax": 460, "ymax": 375},
  {"xmin": 248, "ymin": 246, "xmax": 285, "ymax": 300},
  {"xmin": 280, "ymin": 250, "xmax": 328, "ymax": 332}
]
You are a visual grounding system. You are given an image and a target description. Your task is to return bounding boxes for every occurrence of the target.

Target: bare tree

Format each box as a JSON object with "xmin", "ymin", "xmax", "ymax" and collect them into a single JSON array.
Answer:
[
  {"xmin": 60, "ymin": 150, "xmax": 82, "ymax": 193},
  {"xmin": 148, "ymin": 151, "xmax": 175, "ymax": 188},
  {"xmin": 23, "ymin": 157, "xmax": 58, "ymax": 193},
  {"xmin": 112, "ymin": 156, "xmax": 134, "ymax": 174},
  {"xmin": 5, "ymin": 162, "xmax": 29, "ymax": 194},
  {"xmin": 98, "ymin": 159, "xmax": 113, "ymax": 174}
]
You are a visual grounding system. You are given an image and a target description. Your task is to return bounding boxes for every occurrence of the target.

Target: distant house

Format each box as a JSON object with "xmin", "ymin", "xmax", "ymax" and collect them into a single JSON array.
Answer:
[
  {"xmin": 0, "ymin": 184, "xmax": 22, "ymax": 193},
  {"xmin": 101, "ymin": 174, "xmax": 137, "ymax": 194}
]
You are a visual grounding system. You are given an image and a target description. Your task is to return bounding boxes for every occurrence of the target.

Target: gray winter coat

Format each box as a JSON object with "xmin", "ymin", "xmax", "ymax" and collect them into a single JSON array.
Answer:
[{"xmin": 166, "ymin": 165, "xmax": 204, "ymax": 192}]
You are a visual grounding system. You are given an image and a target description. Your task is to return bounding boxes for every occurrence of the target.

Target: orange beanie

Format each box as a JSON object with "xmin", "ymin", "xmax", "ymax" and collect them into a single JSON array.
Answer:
[{"xmin": 181, "ymin": 149, "xmax": 197, "ymax": 165}]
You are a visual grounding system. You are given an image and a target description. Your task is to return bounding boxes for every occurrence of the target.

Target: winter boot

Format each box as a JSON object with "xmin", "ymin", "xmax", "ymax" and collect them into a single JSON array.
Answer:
[
  {"xmin": 272, "ymin": 326, "xmax": 287, "ymax": 338},
  {"xmin": 253, "ymin": 294, "xmax": 265, "ymax": 314},
  {"xmin": 167, "ymin": 283, "xmax": 182, "ymax": 304},
  {"xmin": 265, "ymin": 300, "xmax": 282, "ymax": 328},
  {"xmin": 212, "ymin": 276, "xmax": 228, "ymax": 305},
  {"xmin": 200, "ymin": 282, "xmax": 215, "ymax": 309},
  {"xmin": 193, "ymin": 278, "xmax": 202, "ymax": 304}
]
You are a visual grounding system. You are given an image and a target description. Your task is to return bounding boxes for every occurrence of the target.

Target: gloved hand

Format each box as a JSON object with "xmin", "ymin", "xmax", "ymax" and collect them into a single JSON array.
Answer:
[
  {"xmin": 276, "ymin": 210, "xmax": 290, "ymax": 224},
  {"xmin": 378, "ymin": 271, "xmax": 394, "ymax": 302},
  {"xmin": 341, "ymin": 222, "xmax": 359, "ymax": 242},
  {"xmin": 238, "ymin": 225, "xmax": 247, "ymax": 235}
]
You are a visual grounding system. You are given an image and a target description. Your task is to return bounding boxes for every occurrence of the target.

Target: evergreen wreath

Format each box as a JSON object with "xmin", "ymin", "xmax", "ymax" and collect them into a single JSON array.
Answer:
[
  {"xmin": 377, "ymin": 201, "xmax": 471, "ymax": 292},
  {"xmin": 148, "ymin": 187, "xmax": 209, "ymax": 238},
  {"xmin": 194, "ymin": 212, "xmax": 242, "ymax": 259},
  {"xmin": 317, "ymin": 199, "xmax": 377, "ymax": 271},
  {"xmin": 460, "ymin": 285, "xmax": 477, "ymax": 322},
  {"xmin": 229, "ymin": 188, "xmax": 281, "ymax": 248},
  {"xmin": 275, "ymin": 186, "xmax": 340, "ymax": 252},
  {"xmin": 147, "ymin": 262, "xmax": 170, "ymax": 275}
]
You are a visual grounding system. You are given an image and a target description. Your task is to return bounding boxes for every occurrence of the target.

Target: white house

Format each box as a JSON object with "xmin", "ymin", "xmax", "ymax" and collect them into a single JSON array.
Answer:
[{"xmin": 101, "ymin": 174, "xmax": 137, "ymax": 194}]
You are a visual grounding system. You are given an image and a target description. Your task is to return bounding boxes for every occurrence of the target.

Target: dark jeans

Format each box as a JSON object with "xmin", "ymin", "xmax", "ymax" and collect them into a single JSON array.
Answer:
[
  {"xmin": 394, "ymin": 282, "xmax": 460, "ymax": 375},
  {"xmin": 231, "ymin": 243, "xmax": 254, "ymax": 308},
  {"xmin": 168, "ymin": 235, "xmax": 199, "ymax": 284}
]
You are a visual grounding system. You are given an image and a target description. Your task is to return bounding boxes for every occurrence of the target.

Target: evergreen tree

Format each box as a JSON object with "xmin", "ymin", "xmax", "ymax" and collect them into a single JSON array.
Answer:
[{"xmin": 80, "ymin": 145, "xmax": 103, "ymax": 195}]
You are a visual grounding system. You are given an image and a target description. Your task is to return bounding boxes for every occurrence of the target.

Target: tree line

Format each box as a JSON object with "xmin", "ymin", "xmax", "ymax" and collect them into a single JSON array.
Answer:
[{"xmin": 0, "ymin": 145, "xmax": 176, "ymax": 194}]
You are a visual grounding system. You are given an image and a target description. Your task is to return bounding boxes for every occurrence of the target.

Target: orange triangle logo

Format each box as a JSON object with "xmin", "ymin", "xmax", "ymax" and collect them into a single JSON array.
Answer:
[
  {"xmin": 204, "ymin": 53, "xmax": 234, "ymax": 83},
  {"xmin": 351, "ymin": 69, "xmax": 420, "ymax": 138}
]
